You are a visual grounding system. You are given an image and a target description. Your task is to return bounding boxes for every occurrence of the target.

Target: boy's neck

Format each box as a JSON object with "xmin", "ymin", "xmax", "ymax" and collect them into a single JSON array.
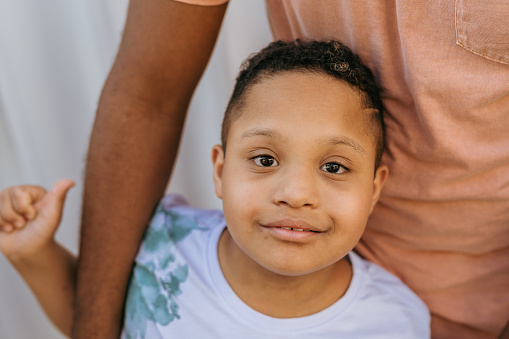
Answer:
[{"xmin": 217, "ymin": 229, "xmax": 353, "ymax": 318}]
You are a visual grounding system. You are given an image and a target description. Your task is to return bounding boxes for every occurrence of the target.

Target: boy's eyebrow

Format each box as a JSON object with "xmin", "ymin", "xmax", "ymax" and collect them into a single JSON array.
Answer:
[
  {"xmin": 240, "ymin": 128, "xmax": 280, "ymax": 140},
  {"xmin": 327, "ymin": 136, "xmax": 366, "ymax": 155},
  {"xmin": 240, "ymin": 128, "xmax": 365, "ymax": 155}
]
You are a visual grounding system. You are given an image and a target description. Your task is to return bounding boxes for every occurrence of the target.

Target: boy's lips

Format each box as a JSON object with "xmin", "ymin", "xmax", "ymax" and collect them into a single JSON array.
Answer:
[{"xmin": 261, "ymin": 219, "xmax": 325, "ymax": 233}]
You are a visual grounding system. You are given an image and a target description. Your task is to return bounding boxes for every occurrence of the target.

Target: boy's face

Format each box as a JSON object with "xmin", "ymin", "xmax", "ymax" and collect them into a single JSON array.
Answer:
[{"xmin": 212, "ymin": 72, "xmax": 388, "ymax": 277}]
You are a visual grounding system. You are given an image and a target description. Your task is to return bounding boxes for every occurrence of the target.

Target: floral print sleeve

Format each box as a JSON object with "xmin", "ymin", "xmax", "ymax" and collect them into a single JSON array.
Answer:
[{"xmin": 124, "ymin": 196, "xmax": 206, "ymax": 339}]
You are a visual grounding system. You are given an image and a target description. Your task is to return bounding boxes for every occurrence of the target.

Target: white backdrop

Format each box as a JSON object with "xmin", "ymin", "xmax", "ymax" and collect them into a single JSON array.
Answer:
[{"xmin": 0, "ymin": 1, "xmax": 271, "ymax": 337}]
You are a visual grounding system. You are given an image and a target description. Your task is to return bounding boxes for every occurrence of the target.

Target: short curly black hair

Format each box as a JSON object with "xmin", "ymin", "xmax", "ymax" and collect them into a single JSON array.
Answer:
[{"xmin": 222, "ymin": 40, "xmax": 385, "ymax": 170}]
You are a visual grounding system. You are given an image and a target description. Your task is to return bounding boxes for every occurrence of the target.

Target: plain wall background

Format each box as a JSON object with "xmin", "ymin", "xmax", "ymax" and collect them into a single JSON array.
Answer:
[{"xmin": 0, "ymin": 1, "xmax": 272, "ymax": 337}]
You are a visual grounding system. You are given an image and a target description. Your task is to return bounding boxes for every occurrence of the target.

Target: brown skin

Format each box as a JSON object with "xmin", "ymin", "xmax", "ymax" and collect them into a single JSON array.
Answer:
[
  {"xmin": 500, "ymin": 320, "xmax": 509, "ymax": 339},
  {"xmin": 73, "ymin": 1, "xmax": 228, "ymax": 337}
]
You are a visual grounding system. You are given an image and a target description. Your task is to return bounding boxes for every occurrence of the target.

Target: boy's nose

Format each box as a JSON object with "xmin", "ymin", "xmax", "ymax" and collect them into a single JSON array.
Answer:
[{"xmin": 272, "ymin": 165, "xmax": 319, "ymax": 208}]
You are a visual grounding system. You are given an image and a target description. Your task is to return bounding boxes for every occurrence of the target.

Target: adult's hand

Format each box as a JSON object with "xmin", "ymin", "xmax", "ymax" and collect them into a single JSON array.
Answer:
[{"xmin": 73, "ymin": 0, "xmax": 228, "ymax": 337}]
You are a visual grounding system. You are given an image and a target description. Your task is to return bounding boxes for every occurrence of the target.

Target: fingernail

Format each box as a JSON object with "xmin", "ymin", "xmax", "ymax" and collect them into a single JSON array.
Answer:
[
  {"xmin": 3, "ymin": 225, "xmax": 13, "ymax": 232},
  {"xmin": 14, "ymin": 221, "xmax": 24, "ymax": 228}
]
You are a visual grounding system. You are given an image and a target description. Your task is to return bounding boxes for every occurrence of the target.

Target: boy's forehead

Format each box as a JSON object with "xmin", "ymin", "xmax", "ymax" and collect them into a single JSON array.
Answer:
[
  {"xmin": 232, "ymin": 73, "xmax": 367, "ymax": 135},
  {"xmin": 238, "ymin": 72, "xmax": 365, "ymax": 123},
  {"xmin": 225, "ymin": 71, "xmax": 379, "ymax": 160}
]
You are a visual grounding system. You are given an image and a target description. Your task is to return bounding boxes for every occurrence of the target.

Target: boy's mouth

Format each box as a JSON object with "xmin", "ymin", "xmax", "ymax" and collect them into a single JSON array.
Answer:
[
  {"xmin": 263, "ymin": 219, "xmax": 324, "ymax": 233},
  {"xmin": 276, "ymin": 227, "xmax": 319, "ymax": 233}
]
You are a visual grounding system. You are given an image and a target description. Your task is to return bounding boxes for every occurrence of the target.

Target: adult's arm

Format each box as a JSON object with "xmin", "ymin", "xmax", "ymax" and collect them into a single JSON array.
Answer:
[
  {"xmin": 500, "ymin": 319, "xmax": 509, "ymax": 339},
  {"xmin": 73, "ymin": 1, "xmax": 228, "ymax": 337}
]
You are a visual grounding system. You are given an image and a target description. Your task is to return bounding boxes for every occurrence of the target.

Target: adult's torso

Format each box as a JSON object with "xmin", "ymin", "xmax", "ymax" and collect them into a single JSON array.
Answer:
[{"xmin": 265, "ymin": 1, "xmax": 509, "ymax": 338}]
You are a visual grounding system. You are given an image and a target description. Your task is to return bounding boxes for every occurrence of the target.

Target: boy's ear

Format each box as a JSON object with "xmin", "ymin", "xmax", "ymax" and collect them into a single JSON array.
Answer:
[
  {"xmin": 211, "ymin": 145, "xmax": 225, "ymax": 199},
  {"xmin": 369, "ymin": 165, "xmax": 389, "ymax": 214}
]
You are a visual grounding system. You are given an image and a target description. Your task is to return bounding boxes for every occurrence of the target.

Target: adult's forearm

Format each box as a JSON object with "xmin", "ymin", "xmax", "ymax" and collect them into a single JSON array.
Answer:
[
  {"xmin": 74, "ymin": 98, "xmax": 184, "ymax": 338},
  {"xmin": 500, "ymin": 319, "xmax": 509, "ymax": 339},
  {"xmin": 72, "ymin": 1, "xmax": 228, "ymax": 337},
  {"xmin": 74, "ymin": 83, "xmax": 200, "ymax": 339}
]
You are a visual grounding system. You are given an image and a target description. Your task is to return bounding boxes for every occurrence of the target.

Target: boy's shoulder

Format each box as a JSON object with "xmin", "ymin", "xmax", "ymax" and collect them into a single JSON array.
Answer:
[
  {"xmin": 124, "ymin": 195, "xmax": 225, "ymax": 339},
  {"xmin": 143, "ymin": 194, "xmax": 223, "ymax": 245},
  {"xmin": 153, "ymin": 194, "xmax": 223, "ymax": 231},
  {"xmin": 351, "ymin": 251, "xmax": 424, "ymax": 304},
  {"xmin": 347, "ymin": 252, "xmax": 431, "ymax": 336},
  {"xmin": 134, "ymin": 194, "xmax": 224, "ymax": 269}
]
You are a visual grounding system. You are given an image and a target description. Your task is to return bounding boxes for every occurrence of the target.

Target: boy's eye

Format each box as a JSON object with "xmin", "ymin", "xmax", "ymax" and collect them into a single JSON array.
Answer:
[
  {"xmin": 321, "ymin": 162, "xmax": 348, "ymax": 174},
  {"xmin": 253, "ymin": 155, "xmax": 278, "ymax": 167}
]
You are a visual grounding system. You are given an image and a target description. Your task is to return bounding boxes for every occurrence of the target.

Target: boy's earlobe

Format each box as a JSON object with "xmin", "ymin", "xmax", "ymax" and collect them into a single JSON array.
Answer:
[
  {"xmin": 369, "ymin": 165, "xmax": 389, "ymax": 214},
  {"xmin": 211, "ymin": 145, "xmax": 225, "ymax": 199}
]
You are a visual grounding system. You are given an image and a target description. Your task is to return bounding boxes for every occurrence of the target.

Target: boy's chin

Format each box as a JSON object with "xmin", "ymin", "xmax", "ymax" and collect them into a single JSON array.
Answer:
[{"xmin": 254, "ymin": 257, "xmax": 342, "ymax": 278}]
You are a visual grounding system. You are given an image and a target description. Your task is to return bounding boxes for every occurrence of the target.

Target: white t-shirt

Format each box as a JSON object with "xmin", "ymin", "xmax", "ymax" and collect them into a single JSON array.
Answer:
[{"xmin": 122, "ymin": 195, "xmax": 430, "ymax": 339}]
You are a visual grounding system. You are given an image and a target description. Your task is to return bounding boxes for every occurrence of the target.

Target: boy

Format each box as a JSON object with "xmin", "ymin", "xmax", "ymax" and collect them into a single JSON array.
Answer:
[{"xmin": 0, "ymin": 40, "xmax": 430, "ymax": 338}]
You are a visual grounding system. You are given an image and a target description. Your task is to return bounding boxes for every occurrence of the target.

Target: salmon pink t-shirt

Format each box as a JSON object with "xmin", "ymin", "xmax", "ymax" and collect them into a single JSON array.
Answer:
[{"xmin": 176, "ymin": 1, "xmax": 509, "ymax": 338}]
